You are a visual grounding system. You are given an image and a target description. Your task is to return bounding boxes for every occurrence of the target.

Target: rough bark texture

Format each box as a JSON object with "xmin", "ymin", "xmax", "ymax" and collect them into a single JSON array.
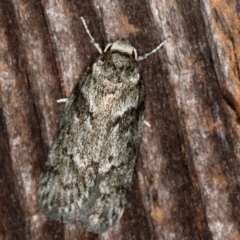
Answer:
[{"xmin": 0, "ymin": 0, "xmax": 240, "ymax": 239}]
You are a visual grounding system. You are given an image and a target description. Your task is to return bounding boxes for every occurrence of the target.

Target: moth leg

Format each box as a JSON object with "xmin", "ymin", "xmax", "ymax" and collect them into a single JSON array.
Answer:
[
  {"xmin": 57, "ymin": 98, "xmax": 68, "ymax": 103},
  {"xmin": 80, "ymin": 17, "xmax": 103, "ymax": 54},
  {"xmin": 144, "ymin": 120, "xmax": 151, "ymax": 128},
  {"xmin": 137, "ymin": 40, "xmax": 166, "ymax": 61}
]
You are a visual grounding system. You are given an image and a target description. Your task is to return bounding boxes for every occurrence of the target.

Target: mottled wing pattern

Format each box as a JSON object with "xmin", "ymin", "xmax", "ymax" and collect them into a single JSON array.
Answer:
[
  {"xmin": 38, "ymin": 49, "xmax": 144, "ymax": 233},
  {"xmin": 39, "ymin": 72, "xmax": 100, "ymax": 222}
]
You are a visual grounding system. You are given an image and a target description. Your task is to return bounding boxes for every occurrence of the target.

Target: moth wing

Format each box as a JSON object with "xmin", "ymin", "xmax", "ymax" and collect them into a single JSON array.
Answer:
[
  {"xmin": 39, "ymin": 75, "xmax": 100, "ymax": 222},
  {"xmin": 78, "ymin": 81, "xmax": 144, "ymax": 233}
]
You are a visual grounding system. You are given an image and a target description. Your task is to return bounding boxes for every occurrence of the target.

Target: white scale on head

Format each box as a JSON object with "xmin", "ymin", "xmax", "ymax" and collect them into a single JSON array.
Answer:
[{"xmin": 104, "ymin": 40, "xmax": 138, "ymax": 60}]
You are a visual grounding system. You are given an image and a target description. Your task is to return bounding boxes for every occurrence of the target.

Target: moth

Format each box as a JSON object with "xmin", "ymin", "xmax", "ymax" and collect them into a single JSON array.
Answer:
[{"xmin": 38, "ymin": 17, "xmax": 165, "ymax": 233}]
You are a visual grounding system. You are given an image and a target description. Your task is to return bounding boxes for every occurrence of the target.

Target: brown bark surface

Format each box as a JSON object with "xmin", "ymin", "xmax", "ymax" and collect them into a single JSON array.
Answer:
[{"xmin": 0, "ymin": 0, "xmax": 240, "ymax": 239}]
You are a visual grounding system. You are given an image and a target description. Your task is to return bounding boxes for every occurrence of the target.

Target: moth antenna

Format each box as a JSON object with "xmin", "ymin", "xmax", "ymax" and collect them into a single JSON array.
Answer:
[
  {"xmin": 137, "ymin": 40, "xmax": 166, "ymax": 61},
  {"xmin": 80, "ymin": 17, "xmax": 103, "ymax": 54}
]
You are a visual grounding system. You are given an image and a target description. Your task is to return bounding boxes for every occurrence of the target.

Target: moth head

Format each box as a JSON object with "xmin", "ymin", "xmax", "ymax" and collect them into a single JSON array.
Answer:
[{"xmin": 104, "ymin": 40, "xmax": 138, "ymax": 60}]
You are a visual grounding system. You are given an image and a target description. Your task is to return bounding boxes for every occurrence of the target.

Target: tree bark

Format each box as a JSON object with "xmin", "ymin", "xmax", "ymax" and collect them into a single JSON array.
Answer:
[{"xmin": 0, "ymin": 0, "xmax": 240, "ymax": 239}]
